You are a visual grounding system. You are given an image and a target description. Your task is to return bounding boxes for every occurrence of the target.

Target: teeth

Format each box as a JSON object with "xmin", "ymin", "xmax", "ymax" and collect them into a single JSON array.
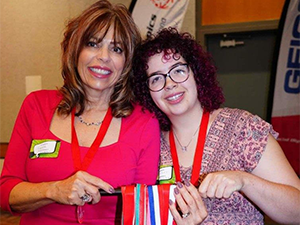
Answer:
[
  {"xmin": 167, "ymin": 93, "xmax": 183, "ymax": 101},
  {"xmin": 90, "ymin": 67, "xmax": 110, "ymax": 75}
]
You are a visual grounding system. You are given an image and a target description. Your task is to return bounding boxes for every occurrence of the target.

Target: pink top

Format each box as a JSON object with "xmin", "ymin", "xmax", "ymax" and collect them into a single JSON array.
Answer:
[
  {"xmin": 0, "ymin": 90, "xmax": 160, "ymax": 225},
  {"xmin": 159, "ymin": 108, "xmax": 278, "ymax": 224}
]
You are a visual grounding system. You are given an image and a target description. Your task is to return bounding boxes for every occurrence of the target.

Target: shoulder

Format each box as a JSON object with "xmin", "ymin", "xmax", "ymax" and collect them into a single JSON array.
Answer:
[
  {"xmin": 226, "ymin": 108, "xmax": 273, "ymax": 129},
  {"xmin": 27, "ymin": 90, "xmax": 61, "ymax": 105},
  {"xmin": 217, "ymin": 107, "xmax": 251, "ymax": 117},
  {"xmin": 214, "ymin": 107, "xmax": 259, "ymax": 125},
  {"xmin": 27, "ymin": 89, "xmax": 61, "ymax": 100},
  {"xmin": 21, "ymin": 90, "xmax": 62, "ymax": 113},
  {"xmin": 129, "ymin": 104, "xmax": 157, "ymax": 122},
  {"xmin": 212, "ymin": 107, "xmax": 278, "ymax": 140},
  {"xmin": 25, "ymin": 90, "xmax": 61, "ymax": 103},
  {"xmin": 122, "ymin": 104, "xmax": 159, "ymax": 132}
]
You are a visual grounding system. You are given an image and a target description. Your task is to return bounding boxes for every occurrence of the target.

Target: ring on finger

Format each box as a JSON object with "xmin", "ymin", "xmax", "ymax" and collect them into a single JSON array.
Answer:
[
  {"xmin": 80, "ymin": 193, "xmax": 92, "ymax": 202},
  {"xmin": 182, "ymin": 212, "xmax": 191, "ymax": 218}
]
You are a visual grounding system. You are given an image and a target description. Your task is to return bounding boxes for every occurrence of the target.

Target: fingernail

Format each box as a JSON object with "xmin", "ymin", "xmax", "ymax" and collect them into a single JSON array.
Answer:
[
  {"xmin": 109, "ymin": 187, "xmax": 115, "ymax": 193},
  {"xmin": 184, "ymin": 180, "xmax": 190, "ymax": 187},
  {"xmin": 169, "ymin": 199, "xmax": 173, "ymax": 205},
  {"xmin": 177, "ymin": 182, "xmax": 183, "ymax": 188},
  {"xmin": 174, "ymin": 187, "xmax": 179, "ymax": 195}
]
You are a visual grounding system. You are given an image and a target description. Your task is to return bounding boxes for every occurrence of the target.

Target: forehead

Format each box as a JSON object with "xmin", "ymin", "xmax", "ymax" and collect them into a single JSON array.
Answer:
[
  {"xmin": 147, "ymin": 52, "xmax": 184, "ymax": 72},
  {"xmin": 91, "ymin": 25, "xmax": 114, "ymax": 41}
]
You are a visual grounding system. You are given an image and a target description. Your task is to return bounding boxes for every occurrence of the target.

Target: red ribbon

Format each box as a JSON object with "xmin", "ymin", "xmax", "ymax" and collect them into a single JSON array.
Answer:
[
  {"xmin": 169, "ymin": 112, "xmax": 209, "ymax": 186},
  {"xmin": 71, "ymin": 107, "xmax": 113, "ymax": 171},
  {"xmin": 158, "ymin": 184, "xmax": 172, "ymax": 225},
  {"xmin": 121, "ymin": 185, "xmax": 135, "ymax": 224}
]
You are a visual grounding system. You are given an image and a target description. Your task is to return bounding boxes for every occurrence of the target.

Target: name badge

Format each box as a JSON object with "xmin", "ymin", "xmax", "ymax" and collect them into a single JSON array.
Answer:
[
  {"xmin": 29, "ymin": 139, "xmax": 61, "ymax": 159},
  {"xmin": 158, "ymin": 165, "xmax": 175, "ymax": 184}
]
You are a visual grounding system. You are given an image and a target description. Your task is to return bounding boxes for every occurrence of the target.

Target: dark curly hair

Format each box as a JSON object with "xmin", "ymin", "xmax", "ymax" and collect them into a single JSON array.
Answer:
[{"xmin": 131, "ymin": 27, "xmax": 224, "ymax": 131}]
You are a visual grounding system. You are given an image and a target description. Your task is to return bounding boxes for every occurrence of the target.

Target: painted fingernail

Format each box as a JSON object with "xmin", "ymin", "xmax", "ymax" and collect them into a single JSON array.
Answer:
[
  {"xmin": 169, "ymin": 199, "xmax": 173, "ymax": 205},
  {"xmin": 174, "ymin": 187, "xmax": 179, "ymax": 195},
  {"xmin": 177, "ymin": 182, "xmax": 183, "ymax": 188},
  {"xmin": 109, "ymin": 187, "xmax": 115, "ymax": 193},
  {"xmin": 184, "ymin": 180, "xmax": 190, "ymax": 187}
]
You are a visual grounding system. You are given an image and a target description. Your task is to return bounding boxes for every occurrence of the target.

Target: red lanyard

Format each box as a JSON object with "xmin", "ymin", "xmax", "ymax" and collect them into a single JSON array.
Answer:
[
  {"xmin": 121, "ymin": 185, "xmax": 135, "ymax": 224},
  {"xmin": 71, "ymin": 107, "xmax": 113, "ymax": 171},
  {"xmin": 169, "ymin": 112, "xmax": 209, "ymax": 186}
]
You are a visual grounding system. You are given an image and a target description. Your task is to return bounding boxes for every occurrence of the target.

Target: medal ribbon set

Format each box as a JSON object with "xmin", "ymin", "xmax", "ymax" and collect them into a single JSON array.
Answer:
[{"xmin": 121, "ymin": 184, "xmax": 176, "ymax": 225}]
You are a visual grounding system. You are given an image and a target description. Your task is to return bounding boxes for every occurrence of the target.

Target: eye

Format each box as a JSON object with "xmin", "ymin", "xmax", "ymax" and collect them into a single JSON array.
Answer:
[
  {"xmin": 112, "ymin": 46, "xmax": 123, "ymax": 54},
  {"xmin": 150, "ymin": 75, "xmax": 163, "ymax": 85},
  {"xmin": 87, "ymin": 41, "xmax": 98, "ymax": 48},
  {"xmin": 173, "ymin": 65, "xmax": 188, "ymax": 75}
]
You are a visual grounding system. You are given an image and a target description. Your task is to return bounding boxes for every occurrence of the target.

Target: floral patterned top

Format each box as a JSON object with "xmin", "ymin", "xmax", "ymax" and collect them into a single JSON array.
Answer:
[{"xmin": 159, "ymin": 108, "xmax": 279, "ymax": 224}]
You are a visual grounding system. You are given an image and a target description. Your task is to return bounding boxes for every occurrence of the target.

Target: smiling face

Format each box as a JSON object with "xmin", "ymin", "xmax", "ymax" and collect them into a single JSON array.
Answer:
[
  {"xmin": 147, "ymin": 52, "xmax": 201, "ymax": 119},
  {"xmin": 77, "ymin": 25, "xmax": 125, "ymax": 100}
]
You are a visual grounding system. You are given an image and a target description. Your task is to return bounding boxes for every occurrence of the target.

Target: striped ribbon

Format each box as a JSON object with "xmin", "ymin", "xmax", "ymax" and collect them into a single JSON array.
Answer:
[{"xmin": 122, "ymin": 184, "xmax": 176, "ymax": 225}]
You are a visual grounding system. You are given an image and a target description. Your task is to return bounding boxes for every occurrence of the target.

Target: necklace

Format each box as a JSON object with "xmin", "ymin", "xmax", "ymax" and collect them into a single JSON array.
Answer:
[
  {"xmin": 77, "ymin": 115, "xmax": 103, "ymax": 126},
  {"xmin": 71, "ymin": 108, "xmax": 112, "ymax": 224},
  {"xmin": 173, "ymin": 125, "xmax": 200, "ymax": 151},
  {"xmin": 169, "ymin": 112, "xmax": 210, "ymax": 186},
  {"xmin": 71, "ymin": 108, "xmax": 112, "ymax": 171}
]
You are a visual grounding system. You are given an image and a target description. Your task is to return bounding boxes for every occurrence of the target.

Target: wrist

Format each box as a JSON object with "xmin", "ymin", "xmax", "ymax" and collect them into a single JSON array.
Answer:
[{"xmin": 45, "ymin": 181, "xmax": 58, "ymax": 202}]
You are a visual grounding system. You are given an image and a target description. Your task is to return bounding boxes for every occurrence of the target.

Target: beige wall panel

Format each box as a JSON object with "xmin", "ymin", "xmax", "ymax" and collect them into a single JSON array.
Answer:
[
  {"xmin": 1, "ymin": 0, "xmax": 68, "ymax": 141},
  {"xmin": 0, "ymin": 0, "xmax": 195, "ymax": 142},
  {"xmin": 0, "ymin": 0, "xmax": 95, "ymax": 141},
  {"xmin": 0, "ymin": 159, "xmax": 3, "ymax": 174},
  {"xmin": 181, "ymin": 0, "xmax": 195, "ymax": 36}
]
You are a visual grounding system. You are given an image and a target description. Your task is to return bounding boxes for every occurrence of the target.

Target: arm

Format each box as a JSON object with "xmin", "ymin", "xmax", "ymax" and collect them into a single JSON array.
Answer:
[
  {"xmin": 0, "ymin": 93, "xmax": 37, "ymax": 213},
  {"xmin": 0, "ymin": 92, "xmax": 114, "ymax": 213},
  {"xmin": 243, "ymin": 135, "xmax": 300, "ymax": 224},
  {"xmin": 134, "ymin": 116, "xmax": 160, "ymax": 185},
  {"xmin": 199, "ymin": 135, "xmax": 300, "ymax": 224},
  {"xmin": 9, "ymin": 171, "xmax": 114, "ymax": 213}
]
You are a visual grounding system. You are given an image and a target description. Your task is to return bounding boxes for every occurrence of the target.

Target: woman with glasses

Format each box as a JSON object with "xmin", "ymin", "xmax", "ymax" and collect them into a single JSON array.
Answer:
[{"xmin": 131, "ymin": 28, "xmax": 300, "ymax": 225}]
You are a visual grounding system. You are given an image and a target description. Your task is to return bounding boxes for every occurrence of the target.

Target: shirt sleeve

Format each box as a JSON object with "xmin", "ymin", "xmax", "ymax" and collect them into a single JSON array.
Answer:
[
  {"xmin": 134, "ymin": 115, "xmax": 160, "ymax": 185},
  {"xmin": 241, "ymin": 112, "xmax": 279, "ymax": 173},
  {"xmin": 0, "ymin": 93, "xmax": 35, "ymax": 213}
]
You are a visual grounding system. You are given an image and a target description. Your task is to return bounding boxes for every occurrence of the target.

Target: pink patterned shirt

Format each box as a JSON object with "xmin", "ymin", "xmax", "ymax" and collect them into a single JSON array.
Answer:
[{"xmin": 159, "ymin": 108, "xmax": 278, "ymax": 224}]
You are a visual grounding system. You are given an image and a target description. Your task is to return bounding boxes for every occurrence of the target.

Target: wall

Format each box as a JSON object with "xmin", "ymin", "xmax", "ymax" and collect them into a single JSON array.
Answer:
[
  {"xmin": 0, "ymin": 0, "xmax": 195, "ymax": 169},
  {"xmin": 201, "ymin": 0, "xmax": 285, "ymax": 25},
  {"xmin": 0, "ymin": 0, "xmax": 95, "ymax": 142},
  {"xmin": 0, "ymin": 0, "xmax": 195, "ymax": 142}
]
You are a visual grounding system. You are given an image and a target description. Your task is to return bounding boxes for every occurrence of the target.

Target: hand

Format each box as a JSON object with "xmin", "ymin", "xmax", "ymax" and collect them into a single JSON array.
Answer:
[
  {"xmin": 169, "ymin": 181, "xmax": 207, "ymax": 225},
  {"xmin": 49, "ymin": 171, "xmax": 114, "ymax": 206},
  {"xmin": 199, "ymin": 171, "xmax": 245, "ymax": 199}
]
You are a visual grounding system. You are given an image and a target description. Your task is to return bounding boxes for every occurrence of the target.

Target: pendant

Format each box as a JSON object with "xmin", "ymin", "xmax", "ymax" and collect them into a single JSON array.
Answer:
[
  {"xmin": 77, "ymin": 205, "xmax": 84, "ymax": 224},
  {"xmin": 182, "ymin": 146, "xmax": 188, "ymax": 152}
]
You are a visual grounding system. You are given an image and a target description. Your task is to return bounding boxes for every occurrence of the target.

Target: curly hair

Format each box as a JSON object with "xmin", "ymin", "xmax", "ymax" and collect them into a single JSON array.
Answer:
[
  {"xmin": 57, "ymin": 0, "xmax": 141, "ymax": 117},
  {"xmin": 131, "ymin": 28, "xmax": 224, "ymax": 131}
]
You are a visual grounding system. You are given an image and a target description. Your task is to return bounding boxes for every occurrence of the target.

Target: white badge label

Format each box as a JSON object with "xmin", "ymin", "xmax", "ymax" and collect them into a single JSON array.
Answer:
[
  {"xmin": 159, "ymin": 166, "xmax": 173, "ymax": 180},
  {"xmin": 33, "ymin": 141, "xmax": 57, "ymax": 157}
]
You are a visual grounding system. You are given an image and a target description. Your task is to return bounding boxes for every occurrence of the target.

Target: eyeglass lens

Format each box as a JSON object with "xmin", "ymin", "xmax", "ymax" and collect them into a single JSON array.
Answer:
[{"xmin": 147, "ymin": 64, "xmax": 189, "ymax": 92}]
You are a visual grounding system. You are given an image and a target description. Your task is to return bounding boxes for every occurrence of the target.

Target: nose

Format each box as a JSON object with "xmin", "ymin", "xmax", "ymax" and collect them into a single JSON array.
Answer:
[
  {"xmin": 164, "ymin": 76, "xmax": 177, "ymax": 91},
  {"xmin": 96, "ymin": 46, "xmax": 110, "ymax": 62}
]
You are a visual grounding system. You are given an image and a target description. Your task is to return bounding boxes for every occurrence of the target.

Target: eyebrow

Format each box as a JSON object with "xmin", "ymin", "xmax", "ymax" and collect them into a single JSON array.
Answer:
[
  {"xmin": 89, "ymin": 36, "xmax": 121, "ymax": 45},
  {"xmin": 111, "ymin": 41, "xmax": 122, "ymax": 46},
  {"xmin": 149, "ymin": 62, "xmax": 186, "ymax": 77}
]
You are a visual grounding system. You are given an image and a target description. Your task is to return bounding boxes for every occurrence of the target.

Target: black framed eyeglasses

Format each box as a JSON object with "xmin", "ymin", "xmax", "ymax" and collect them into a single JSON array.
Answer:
[{"xmin": 146, "ymin": 63, "xmax": 190, "ymax": 92}]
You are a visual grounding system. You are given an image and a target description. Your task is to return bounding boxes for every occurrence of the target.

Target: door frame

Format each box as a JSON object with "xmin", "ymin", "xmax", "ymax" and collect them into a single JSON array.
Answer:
[
  {"xmin": 195, "ymin": 1, "xmax": 281, "ymax": 122},
  {"xmin": 195, "ymin": 0, "xmax": 280, "ymax": 49}
]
